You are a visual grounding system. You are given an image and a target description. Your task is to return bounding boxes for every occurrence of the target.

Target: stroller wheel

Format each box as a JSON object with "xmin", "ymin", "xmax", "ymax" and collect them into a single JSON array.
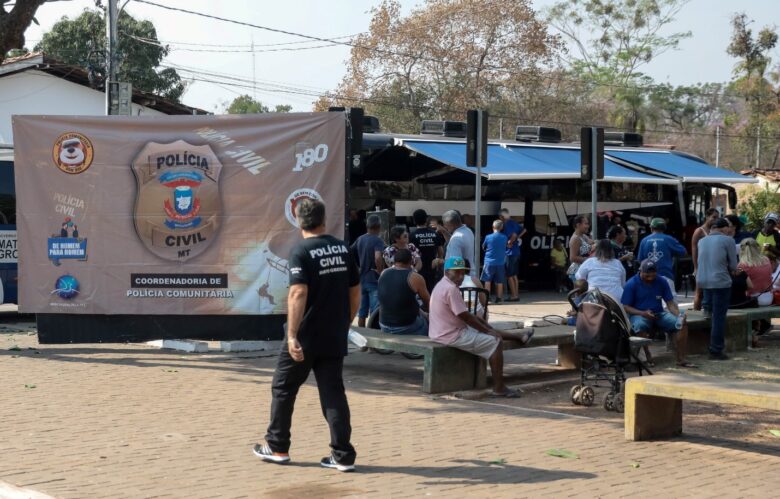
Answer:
[
  {"xmin": 579, "ymin": 386, "xmax": 595, "ymax": 407},
  {"xmin": 570, "ymin": 385, "xmax": 582, "ymax": 405},
  {"xmin": 603, "ymin": 392, "xmax": 615, "ymax": 411},
  {"xmin": 613, "ymin": 393, "xmax": 625, "ymax": 413}
]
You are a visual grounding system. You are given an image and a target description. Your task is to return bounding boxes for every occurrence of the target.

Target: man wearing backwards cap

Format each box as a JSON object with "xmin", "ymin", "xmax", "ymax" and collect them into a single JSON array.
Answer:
[
  {"xmin": 621, "ymin": 259, "xmax": 694, "ymax": 368},
  {"xmin": 637, "ymin": 217, "xmax": 687, "ymax": 294},
  {"xmin": 752, "ymin": 212, "xmax": 780, "ymax": 258},
  {"xmin": 428, "ymin": 256, "xmax": 533, "ymax": 397}
]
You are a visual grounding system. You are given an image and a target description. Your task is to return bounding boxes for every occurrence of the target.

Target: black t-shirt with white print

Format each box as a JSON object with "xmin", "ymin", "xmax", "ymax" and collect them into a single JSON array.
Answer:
[{"xmin": 288, "ymin": 234, "xmax": 359, "ymax": 357}]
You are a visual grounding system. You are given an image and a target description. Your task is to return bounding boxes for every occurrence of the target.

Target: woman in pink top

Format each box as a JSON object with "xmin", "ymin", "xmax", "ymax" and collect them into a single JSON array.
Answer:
[{"xmin": 738, "ymin": 238, "xmax": 773, "ymax": 306}]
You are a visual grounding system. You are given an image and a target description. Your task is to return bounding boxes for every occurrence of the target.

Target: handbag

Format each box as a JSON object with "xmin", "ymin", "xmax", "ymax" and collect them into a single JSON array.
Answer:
[{"xmin": 567, "ymin": 262, "xmax": 580, "ymax": 276}]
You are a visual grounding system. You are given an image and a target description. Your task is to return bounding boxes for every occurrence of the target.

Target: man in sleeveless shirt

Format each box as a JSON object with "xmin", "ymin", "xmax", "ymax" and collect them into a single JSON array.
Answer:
[{"xmin": 377, "ymin": 248, "xmax": 430, "ymax": 335}]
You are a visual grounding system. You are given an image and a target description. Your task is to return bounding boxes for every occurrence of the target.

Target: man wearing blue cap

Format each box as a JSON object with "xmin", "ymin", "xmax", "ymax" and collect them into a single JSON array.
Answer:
[
  {"xmin": 621, "ymin": 259, "xmax": 694, "ymax": 368},
  {"xmin": 429, "ymin": 256, "xmax": 533, "ymax": 397}
]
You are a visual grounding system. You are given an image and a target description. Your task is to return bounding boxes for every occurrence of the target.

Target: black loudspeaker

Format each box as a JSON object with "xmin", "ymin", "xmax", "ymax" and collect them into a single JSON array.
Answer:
[
  {"xmin": 466, "ymin": 110, "xmax": 488, "ymax": 167},
  {"xmin": 580, "ymin": 127, "xmax": 604, "ymax": 181},
  {"xmin": 728, "ymin": 189, "xmax": 738, "ymax": 209}
]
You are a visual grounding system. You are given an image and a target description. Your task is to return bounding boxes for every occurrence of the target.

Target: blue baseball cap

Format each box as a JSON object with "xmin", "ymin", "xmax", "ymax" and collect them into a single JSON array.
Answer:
[{"xmin": 444, "ymin": 256, "xmax": 467, "ymax": 270}]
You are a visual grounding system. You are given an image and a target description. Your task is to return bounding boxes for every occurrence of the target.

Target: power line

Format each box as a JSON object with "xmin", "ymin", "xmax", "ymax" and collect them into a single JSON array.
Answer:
[
  {"xmin": 130, "ymin": 32, "xmax": 363, "ymax": 48},
  {"xmin": 125, "ymin": 33, "xmax": 347, "ymax": 53},
  {"xmin": 133, "ymin": 0, "xmax": 754, "ymax": 100},
  {"xmin": 167, "ymin": 63, "xmax": 780, "ymax": 141}
]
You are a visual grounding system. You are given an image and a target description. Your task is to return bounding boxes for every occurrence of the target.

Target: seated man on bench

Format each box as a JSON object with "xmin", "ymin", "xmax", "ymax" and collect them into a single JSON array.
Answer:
[
  {"xmin": 377, "ymin": 248, "xmax": 430, "ymax": 335},
  {"xmin": 621, "ymin": 259, "xmax": 695, "ymax": 368},
  {"xmin": 429, "ymin": 256, "xmax": 533, "ymax": 398}
]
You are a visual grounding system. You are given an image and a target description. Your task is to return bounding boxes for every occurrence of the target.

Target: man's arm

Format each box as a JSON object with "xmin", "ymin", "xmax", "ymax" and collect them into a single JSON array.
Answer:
[
  {"xmin": 286, "ymin": 284, "xmax": 308, "ymax": 362},
  {"xmin": 349, "ymin": 284, "xmax": 360, "ymax": 322},
  {"xmin": 409, "ymin": 273, "xmax": 430, "ymax": 308},
  {"xmin": 671, "ymin": 237, "xmax": 687, "ymax": 256},
  {"xmin": 457, "ymin": 311, "xmax": 500, "ymax": 337},
  {"xmin": 373, "ymin": 249, "xmax": 384, "ymax": 274},
  {"xmin": 623, "ymin": 303, "xmax": 654, "ymax": 319},
  {"xmin": 666, "ymin": 300, "xmax": 680, "ymax": 316}
]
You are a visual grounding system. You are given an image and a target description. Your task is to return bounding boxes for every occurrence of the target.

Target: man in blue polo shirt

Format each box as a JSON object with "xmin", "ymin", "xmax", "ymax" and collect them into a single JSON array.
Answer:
[
  {"xmin": 500, "ymin": 209, "xmax": 526, "ymax": 302},
  {"xmin": 621, "ymin": 259, "xmax": 693, "ymax": 368},
  {"xmin": 637, "ymin": 217, "xmax": 686, "ymax": 294}
]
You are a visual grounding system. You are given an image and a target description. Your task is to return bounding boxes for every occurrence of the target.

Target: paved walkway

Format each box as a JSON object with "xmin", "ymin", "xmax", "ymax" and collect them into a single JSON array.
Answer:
[{"xmin": 2, "ymin": 314, "xmax": 779, "ymax": 498}]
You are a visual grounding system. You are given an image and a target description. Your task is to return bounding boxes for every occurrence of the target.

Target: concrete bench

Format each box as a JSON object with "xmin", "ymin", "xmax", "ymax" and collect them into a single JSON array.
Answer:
[
  {"xmin": 684, "ymin": 310, "xmax": 749, "ymax": 353},
  {"xmin": 739, "ymin": 305, "xmax": 780, "ymax": 347},
  {"xmin": 350, "ymin": 325, "xmax": 575, "ymax": 394},
  {"xmin": 625, "ymin": 373, "xmax": 780, "ymax": 441}
]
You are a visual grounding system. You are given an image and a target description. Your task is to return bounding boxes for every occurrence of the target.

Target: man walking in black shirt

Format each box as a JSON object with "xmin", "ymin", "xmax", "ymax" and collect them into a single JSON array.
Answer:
[
  {"xmin": 410, "ymin": 209, "xmax": 444, "ymax": 291},
  {"xmin": 254, "ymin": 198, "xmax": 360, "ymax": 472}
]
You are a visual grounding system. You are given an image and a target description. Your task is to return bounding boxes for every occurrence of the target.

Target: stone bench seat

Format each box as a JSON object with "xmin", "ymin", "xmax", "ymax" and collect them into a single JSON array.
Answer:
[{"xmin": 625, "ymin": 373, "xmax": 780, "ymax": 441}]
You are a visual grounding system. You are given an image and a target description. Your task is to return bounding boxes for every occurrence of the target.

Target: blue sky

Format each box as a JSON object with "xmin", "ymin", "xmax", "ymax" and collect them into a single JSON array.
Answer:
[{"xmin": 20, "ymin": 0, "xmax": 780, "ymax": 112}]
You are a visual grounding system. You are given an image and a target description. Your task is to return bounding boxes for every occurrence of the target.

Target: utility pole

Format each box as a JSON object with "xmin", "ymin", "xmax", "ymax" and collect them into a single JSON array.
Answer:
[
  {"xmin": 498, "ymin": 117, "xmax": 503, "ymax": 140},
  {"xmin": 105, "ymin": 0, "xmax": 118, "ymax": 115},
  {"xmin": 715, "ymin": 126, "xmax": 720, "ymax": 210}
]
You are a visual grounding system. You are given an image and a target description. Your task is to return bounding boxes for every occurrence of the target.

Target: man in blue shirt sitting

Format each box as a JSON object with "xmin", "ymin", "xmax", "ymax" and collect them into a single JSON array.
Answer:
[
  {"xmin": 637, "ymin": 217, "xmax": 687, "ymax": 295},
  {"xmin": 482, "ymin": 220, "xmax": 508, "ymax": 304},
  {"xmin": 621, "ymin": 259, "xmax": 694, "ymax": 368}
]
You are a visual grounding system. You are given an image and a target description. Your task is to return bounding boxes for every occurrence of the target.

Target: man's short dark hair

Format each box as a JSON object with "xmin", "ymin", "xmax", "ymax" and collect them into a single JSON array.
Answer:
[
  {"xmin": 412, "ymin": 209, "xmax": 428, "ymax": 226},
  {"xmin": 367, "ymin": 214, "xmax": 381, "ymax": 229},
  {"xmin": 394, "ymin": 248, "xmax": 412, "ymax": 265},
  {"xmin": 295, "ymin": 198, "xmax": 325, "ymax": 231}
]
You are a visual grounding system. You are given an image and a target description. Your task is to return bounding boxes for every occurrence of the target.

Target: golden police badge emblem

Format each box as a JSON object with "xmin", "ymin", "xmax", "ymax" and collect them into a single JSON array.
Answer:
[{"xmin": 131, "ymin": 140, "xmax": 223, "ymax": 262}]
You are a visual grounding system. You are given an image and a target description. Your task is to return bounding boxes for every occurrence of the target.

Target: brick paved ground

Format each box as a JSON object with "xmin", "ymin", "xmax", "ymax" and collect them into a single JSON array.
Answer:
[{"xmin": 2, "ymin": 316, "xmax": 780, "ymax": 498}]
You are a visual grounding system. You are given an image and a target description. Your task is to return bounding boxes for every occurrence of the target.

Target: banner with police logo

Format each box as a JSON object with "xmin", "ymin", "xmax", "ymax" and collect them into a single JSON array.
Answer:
[{"xmin": 13, "ymin": 113, "xmax": 345, "ymax": 315}]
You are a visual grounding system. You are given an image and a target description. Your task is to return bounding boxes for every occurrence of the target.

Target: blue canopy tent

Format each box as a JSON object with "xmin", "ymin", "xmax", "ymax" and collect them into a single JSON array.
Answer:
[{"xmin": 606, "ymin": 149, "xmax": 757, "ymax": 184}]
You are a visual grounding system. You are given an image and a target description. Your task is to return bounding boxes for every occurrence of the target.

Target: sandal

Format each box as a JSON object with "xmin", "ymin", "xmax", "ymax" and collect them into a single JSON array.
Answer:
[
  {"xmin": 676, "ymin": 362, "xmax": 698, "ymax": 368},
  {"xmin": 491, "ymin": 388, "xmax": 522, "ymax": 398}
]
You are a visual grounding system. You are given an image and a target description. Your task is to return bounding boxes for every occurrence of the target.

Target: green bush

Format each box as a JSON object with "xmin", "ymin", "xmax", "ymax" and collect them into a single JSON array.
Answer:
[{"xmin": 739, "ymin": 184, "xmax": 780, "ymax": 231}]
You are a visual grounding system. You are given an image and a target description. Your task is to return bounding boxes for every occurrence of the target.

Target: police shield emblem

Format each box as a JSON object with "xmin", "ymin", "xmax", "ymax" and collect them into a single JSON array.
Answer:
[{"xmin": 131, "ymin": 140, "xmax": 223, "ymax": 261}]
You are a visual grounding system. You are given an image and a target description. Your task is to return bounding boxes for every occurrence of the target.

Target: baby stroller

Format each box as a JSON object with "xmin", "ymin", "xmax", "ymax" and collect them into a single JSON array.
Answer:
[{"xmin": 568, "ymin": 288, "xmax": 652, "ymax": 413}]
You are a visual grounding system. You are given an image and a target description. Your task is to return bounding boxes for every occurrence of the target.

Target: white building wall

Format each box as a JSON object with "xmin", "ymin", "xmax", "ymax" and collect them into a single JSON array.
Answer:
[{"xmin": 0, "ymin": 70, "xmax": 165, "ymax": 144}]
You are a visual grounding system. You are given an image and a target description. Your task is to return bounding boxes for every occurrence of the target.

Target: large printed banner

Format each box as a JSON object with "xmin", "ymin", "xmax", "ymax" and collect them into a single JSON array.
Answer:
[{"xmin": 13, "ymin": 113, "xmax": 345, "ymax": 314}]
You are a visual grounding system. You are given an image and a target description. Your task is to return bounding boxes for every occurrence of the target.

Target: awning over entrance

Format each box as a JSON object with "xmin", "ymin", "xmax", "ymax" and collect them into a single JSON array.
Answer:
[
  {"xmin": 399, "ymin": 139, "xmax": 579, "ymax": 180},
  {"xmin": 606, "ymin": 149, "xmax": 758, "ymax": 184},
  {"xmin": 398, "ymin": 139, "xmax": 677, "ymax": 184},
  {"xmin": 505, "ymin": 145, "xmax": 678, "ymax": 184}
]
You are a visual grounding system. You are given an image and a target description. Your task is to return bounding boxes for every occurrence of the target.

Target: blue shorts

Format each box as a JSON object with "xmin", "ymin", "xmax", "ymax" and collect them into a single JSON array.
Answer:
[
  {"xmin": 481, "ymin": 264, "xmax": 506, "ymax": 284},
  {"xmin": 505, "ymin": 254, "xmax": 520, "ymax": 277},
  {"xmin": 630, "ymin": 311, "xmax": 678, "ymax": 335}
]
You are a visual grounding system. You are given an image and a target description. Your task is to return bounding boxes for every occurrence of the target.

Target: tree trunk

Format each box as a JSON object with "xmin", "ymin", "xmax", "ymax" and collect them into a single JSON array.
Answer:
[{"xmin": 0, "ymin": 0, "xmax": 47, "ymax": 64}]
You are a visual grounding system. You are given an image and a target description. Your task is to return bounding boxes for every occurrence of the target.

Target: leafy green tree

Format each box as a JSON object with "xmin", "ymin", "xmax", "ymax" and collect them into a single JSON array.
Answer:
[
  {"xmin": 225, "ymin": 95, "xmax": 291, "ymax": 114},
  {"xmin": 546, "ymin": 0, "xmax": 692, "ymax": 131},
  {"xmin": 547, "ymin": 0, "xmax": 692, "ymax": 84},
  {"xmin": 739, "ymin": 184, "xmax": 780, "ymax": 231},
  {"xmin": 726, "ymin": 13, "xmax": 779, "ymax": 169},
  {"xmin": 0, "ymin": 0, "xmax": 47, "ymax": 63},
  {"xmin": 35, "ymin": 8, "xmax": 185, "ymax": 101}
]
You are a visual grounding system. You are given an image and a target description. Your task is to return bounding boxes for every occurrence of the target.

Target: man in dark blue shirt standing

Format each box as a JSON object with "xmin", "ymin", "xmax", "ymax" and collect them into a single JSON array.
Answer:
[
  {"xmin": 351, "ymin": 215, "xmax": 385, "ymax": 327},
  {"xmin": 637, "ymin": 218, "xmax": 686, "ymax": 295}
]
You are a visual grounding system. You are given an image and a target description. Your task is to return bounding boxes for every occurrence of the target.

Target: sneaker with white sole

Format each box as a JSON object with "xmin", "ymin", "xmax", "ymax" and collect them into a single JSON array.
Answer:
[
  {"xmin": 320, "ymin": 455, "xmax": 355, "ymax": 472},
  {"xmin": 253, "ymin": 443, "xmax": 290, "ymax": 464}
]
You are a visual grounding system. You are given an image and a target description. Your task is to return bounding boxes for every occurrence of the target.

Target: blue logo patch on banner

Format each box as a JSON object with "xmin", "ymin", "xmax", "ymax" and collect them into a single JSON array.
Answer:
[{"xmin": 48, "ymin": 237, "xmax": 88, "ymax": 266}]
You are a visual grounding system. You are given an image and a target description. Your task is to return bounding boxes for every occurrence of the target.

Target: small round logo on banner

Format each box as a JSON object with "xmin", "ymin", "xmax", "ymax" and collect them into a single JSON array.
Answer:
[
  {"xmin": 52, "ymin": 132, "xmax": 94, "ymax": 174},
  {"xmin": 285, "ymin": 188, "xmax": 322, "ymax": 227},
  {"xmin": 52, "ymin": 274, "xmax": 80, "ymax": 300}
]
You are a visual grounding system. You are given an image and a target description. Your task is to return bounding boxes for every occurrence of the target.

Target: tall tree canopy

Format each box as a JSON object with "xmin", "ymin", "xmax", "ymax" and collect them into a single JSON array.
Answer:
[
  {"xmin": 35, "ymin": 8, "xmax": 185, "ymax": 101},
  {"xmin": 0, "ymin": 0, "xmax": 47, "ymax": 63},
  {"xmin": 326, "ymin": 0, "xmax": 560, "ymax": 134},
  {"xmin": 225, "ymin": 95, "xmax": 291, "ymax": 114}
]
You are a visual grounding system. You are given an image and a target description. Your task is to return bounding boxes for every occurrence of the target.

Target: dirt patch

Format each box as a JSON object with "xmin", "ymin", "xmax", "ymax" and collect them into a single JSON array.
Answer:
[{"xmin": 483, "ymin": 332, "xmax": 780, "ymax": 450}]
